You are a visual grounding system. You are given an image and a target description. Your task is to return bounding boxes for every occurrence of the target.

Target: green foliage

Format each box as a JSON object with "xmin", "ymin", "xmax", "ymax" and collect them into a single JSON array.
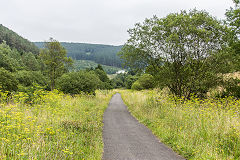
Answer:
[
  {"xmin": 22, "ymin": 52, "xmax": 41, "ymax": 71},
  {"xmin": 73, "ymin": 60, "xmax": 121, "ymax": 74},
  {"xmin": 222, "ymin": 78, "xmax": 240, "ymax": 98},
  {"xmin": 94, "ymin": 69, "xmax": 109, "ymax": 82},
  {"xmin": 0, "ymin": 42, "xmax": 18, "ymax": 72},
  {"xmin": 131, "ymin": 74, "xmax": 154, "ymax": 90},
  {"xmin": 0, "ymin": 24, "xmax": 39, "ymax": 54},
  {"xmin": 40, "ymin": 38, "xmax": 73, "ymax": 90},
  {"xmin": 111, "ymin": 73, "xmax": 127, "ymax": 88},
  {"xmin": 125, "ymin": 75, "xmax": 138, "ymax": 89},
  {"xmin": 226, "ymin": 0, "xmax": 240, "ymax": 35},
  {"xmin": 0, "ymin": 42, "xmax": 42, "ymax": 72},
  {"xmin": 131, "ymin": 81, "xmax": 143, "ymax": 90},
  {"xmin": 226, "ymin": 0, "xmax": 240, "ymax": 71},
  {"xmin": 120, "ymin": 9, "xmax": 232, "ymax": 98},
  {"xmin": 35, "ymin": 42, "xmax": 122, "ymax": 68},
  {"xmin": 93, "ymin": 68, "xmax": 112, "ymax": 90},
  {"xmin": 0, "ymin": 68, "xmax": 18, "ymax": 92},
  {"xmin": 15, "ymin": 70, "xmax": 47, "ymax": 87},
  {"xmin": 138, "ymin": 74, "xmax": 155, "ymax": 89},
  {"xmin": 56, "ymin": 71, "xmax": 99, "ymax": 95}
]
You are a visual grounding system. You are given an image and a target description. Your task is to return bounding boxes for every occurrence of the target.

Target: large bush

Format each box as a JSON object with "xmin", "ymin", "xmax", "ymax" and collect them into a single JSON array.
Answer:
[
  {"xmin": 131, "ymin": 74, "xmax": 154, "ymax": 90},
  {"xmin": 0, "ymin": 67, "xmax": 18, "ymax": 92},
  {"xmin": 131, "ymin": 81, "xmax": 143, "ymax": 90},
  {"xmin": 138, "ymin": 74, "xmax": 155, "ymax": 89},
  {"xmin": 56, "ymin": 71, "xmax": 100, "ymax": 95}
]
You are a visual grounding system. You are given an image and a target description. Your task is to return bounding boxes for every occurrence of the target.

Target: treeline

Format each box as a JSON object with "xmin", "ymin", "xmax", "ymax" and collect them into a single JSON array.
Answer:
[
  {"xmin": 0, "ymin": 24, "xmax": 39, "ymax": 54},
  {"xmin": 0, "ymin": 36, "xmax": 118, "ymax": 101},
  {"xmin": 35, "ymin": 42, "xmax": 123, "ymax": 68}
]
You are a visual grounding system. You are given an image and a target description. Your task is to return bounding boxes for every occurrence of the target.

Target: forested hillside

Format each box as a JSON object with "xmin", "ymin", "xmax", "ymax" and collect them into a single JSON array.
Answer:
[
  {"xmin": 0, "ymin": 24, "xmax": 39, "ymax": 54},
  {"xmin": 35, "ymin": 42, "xmax": 122, "ymax": 67}
]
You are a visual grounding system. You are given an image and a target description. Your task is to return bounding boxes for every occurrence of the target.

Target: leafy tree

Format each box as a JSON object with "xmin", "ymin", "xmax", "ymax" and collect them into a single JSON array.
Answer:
[
  {"xmin": 94, "ymin": 69, "xmax": 109, "ymax": 83},
  {"xmin": 93, "ymin": 67, "xmax": 112, "ymax": 89},
  {"xmin": 40, "ymin": 38, "xmax": 73, "ymax": 90},
  {"xmin": 119, "ymin": 10, "xmax": 232, "ymax": 98},
  {"xmin": 56, "ymin": 71, "xmax": 100, "ymax": 95},
  {"xmin": 226, "ymin": 0, "xmax": 240, "ymax": 36},
  {"xmin": 0, "ymin": 68, "xmax": 18, "ymax": 92},
  {"xmin": 0, "ymin": 51, "xmax": 16, "ymax": 72},
  {"xmin": 226, "ymin": 0, "xmax": 240, "ymax": 70}
]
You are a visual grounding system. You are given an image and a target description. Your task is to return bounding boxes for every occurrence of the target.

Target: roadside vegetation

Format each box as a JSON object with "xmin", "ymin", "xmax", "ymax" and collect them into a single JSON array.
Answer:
[
  {"xmin": 120, "ymin": 89, "xmax": 240, "ymax": 159},
  {"xmin": 0, "ymin": 89, "xmax": 114, "ymax": 159}
]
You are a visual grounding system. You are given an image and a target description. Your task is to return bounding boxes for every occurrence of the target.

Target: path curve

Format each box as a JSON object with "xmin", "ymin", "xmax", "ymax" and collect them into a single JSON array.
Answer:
[{"xmin": 102, "ymin": 93, "xmax": 185, "ymax": 160}]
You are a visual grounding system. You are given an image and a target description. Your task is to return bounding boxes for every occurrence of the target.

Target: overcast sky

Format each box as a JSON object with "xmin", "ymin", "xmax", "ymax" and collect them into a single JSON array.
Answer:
[{"xmin": 0, "ymin": 0, "xmax": 234, "ymax": 45}]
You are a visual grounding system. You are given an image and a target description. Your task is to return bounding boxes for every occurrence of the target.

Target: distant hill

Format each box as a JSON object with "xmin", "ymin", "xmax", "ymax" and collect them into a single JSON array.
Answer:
[
  {"xmin": 35, "ymin": 42, "xmax": 123, "ymax": 68},
  {"xmin": 0, "ymin": 24, "xmax": 39, "ymax": 54}
]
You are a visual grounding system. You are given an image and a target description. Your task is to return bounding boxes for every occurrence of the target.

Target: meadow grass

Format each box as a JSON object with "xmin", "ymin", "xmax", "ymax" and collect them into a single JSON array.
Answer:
[
  {"xmin": 0, "ymin": 89, "xmax": 114, "ymax": 159},
  {"xmin": 119, "ymin": 89, "xmax": 240, "ymax": 160}
]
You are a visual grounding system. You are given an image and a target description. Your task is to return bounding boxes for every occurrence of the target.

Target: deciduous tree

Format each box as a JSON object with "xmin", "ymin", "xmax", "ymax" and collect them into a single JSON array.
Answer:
[
  {"xmin": 40, "ymin": 38, "xmax": 72, "ymax": 90},
  {"xmin": 119, "ymin": 10, "xmax": 232, "ymax": 98}
]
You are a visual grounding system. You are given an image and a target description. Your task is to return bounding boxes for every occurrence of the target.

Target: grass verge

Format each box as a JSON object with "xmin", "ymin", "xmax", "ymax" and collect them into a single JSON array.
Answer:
[
  {"xmin": 0, "ymin": 90, "xmax": 114, "ymax": 159},
  {"xmin": 119, "ymin": 89, "xmax": 240, "ymax": 160}
]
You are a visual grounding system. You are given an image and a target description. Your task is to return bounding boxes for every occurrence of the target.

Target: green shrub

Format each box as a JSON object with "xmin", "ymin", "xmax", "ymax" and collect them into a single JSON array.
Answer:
[
  {"xmin": 131, "ymin": 81, "xmax": 143, "ymax": 90},
  {"xmin": 0, "ymin": 67, "xmax": 18, "ymax": 92},
  {"xmin": 56, "ymin": 71, "xmax": 100, "ymax": 95},
  {"xmin": 138, "ymin": 74, "xmax": 155, "ymax": 89},
  {"xmin": 131, "ymin": 74, "xmax": 154, "ymax": 90}
]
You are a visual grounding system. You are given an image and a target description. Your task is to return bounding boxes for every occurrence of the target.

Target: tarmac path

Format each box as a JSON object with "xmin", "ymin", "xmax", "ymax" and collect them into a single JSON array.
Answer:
[{"xmin": 102, "ymin": 93, "xmax": 185, "ymax": 160}]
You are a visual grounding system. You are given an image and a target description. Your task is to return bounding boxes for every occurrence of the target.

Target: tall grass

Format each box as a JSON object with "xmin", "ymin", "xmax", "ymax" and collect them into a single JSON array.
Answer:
[
  {"xmin": 120, "ymin": 89, "xmax": 240, "ymax": 160},
  {"xmin": 0, "ymin": 89, "xmax": 114, "ymax": 159}
]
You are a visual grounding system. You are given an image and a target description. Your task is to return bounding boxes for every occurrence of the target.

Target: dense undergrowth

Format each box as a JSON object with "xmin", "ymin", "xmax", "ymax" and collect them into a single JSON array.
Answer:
[
  {"xmin": 0, "ymin": 89, "xmax": 114, "ymax": 159},
  {"xmin": 120, "ymin": 89, "xmax": 240, "ymax": 160}
]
